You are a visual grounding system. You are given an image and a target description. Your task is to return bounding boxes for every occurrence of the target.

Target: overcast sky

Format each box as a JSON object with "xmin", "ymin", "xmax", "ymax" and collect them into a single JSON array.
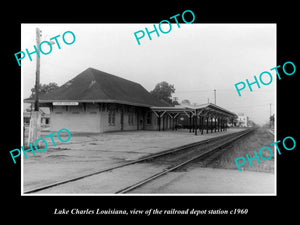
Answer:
[{"xmin": 21, "ymin": 23, "xmax": 276, "ymax": 125}]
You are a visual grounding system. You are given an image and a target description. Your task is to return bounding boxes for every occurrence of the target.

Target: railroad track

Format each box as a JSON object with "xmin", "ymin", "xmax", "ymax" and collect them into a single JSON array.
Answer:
[{"xmin": 24, "ymin": 128, "xmax": 255, "ymax": 194}]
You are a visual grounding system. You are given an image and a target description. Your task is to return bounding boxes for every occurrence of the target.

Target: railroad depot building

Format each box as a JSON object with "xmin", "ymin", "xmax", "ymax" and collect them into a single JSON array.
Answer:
[{"xmin": 24, "ymin": 67, "xmax": 237, "ymax": 134}]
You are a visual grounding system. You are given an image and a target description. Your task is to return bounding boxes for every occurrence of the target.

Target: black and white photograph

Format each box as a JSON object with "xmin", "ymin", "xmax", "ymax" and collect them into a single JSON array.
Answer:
[
  {"xmin": 4, "ymin": 4, "xmax": 298, "ymax": 221},
  {"xmin": 21, "ymin": 23, "xmax": 276, "ymax": 195}
]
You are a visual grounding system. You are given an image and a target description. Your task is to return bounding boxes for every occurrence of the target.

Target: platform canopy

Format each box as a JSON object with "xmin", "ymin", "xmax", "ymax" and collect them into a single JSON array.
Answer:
[
  {"xmin": 151, "ymin": 103, "xmax": 237, "ymax": 119},
  {"xmin": 151, "ymin": 103, "xmax": 237, "ymax": 135}
]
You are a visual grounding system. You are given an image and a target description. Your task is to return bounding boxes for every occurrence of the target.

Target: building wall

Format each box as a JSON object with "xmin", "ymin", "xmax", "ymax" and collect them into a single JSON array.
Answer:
[
  {"xmin": 100, "ymin": 107, "xmax": 138, "ymax": 132},
  {"xmin": 50, "ymin": 104, "xmax": 101, "ymax": 133},
  {"xmin": 144, "ymin": 112, "xmax": 157, "ymax": 130},
  {"xmin": 100, "ymin": 109, "xmax": 121, "ymax": 132},
  {"xmin": 50, "ymin": 103, "xmax": 142, "ymax": 133},
  {"xmin": 237, "ymin": 115, "xmax": 248, "ymax": 127},
  {"xmin": 49, "ymin": 103, "xmax": 174, "ymax": 133},
  {"xmin": 145, "ymin": 112, "xmax": 173, "ymax": 131}
]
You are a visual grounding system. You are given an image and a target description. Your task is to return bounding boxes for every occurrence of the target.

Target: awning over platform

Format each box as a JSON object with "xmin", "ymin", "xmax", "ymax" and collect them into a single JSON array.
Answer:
[
  {"xmin": 151, "ymin": 103, "xmax": 237, "ymax": 118},
  {"xmin": 151, "ymin": 103, "xmax": 237, "ymax": 135}
]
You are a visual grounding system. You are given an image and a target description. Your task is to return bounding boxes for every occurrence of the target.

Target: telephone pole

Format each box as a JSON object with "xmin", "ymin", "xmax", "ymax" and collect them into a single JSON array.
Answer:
[
  {"xmin": 28, "ymin": 27, "xmax": 41, "ymax": 146},
  {"xmin": 34, "ymin": 27, "xmax": 41, "ymax": 111},
  {"xmin": 214, "ymin": 89, "xmax": 216, "ymax": 105}
]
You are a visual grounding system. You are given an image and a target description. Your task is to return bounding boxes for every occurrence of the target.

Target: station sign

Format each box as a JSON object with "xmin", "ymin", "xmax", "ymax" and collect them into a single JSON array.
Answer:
[{"xmin": 53, "ymin": 102, "xmax": 79, "ymax": 106}]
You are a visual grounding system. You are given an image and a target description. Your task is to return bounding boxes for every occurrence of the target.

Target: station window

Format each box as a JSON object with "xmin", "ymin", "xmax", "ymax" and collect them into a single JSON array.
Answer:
[
  {"xmin": 108, "ymin": 110, "xmax": 115, "ymax": 126},
  {"xmin": 146, "ymin": 112, "xmax": 152, "ymax": 125}
]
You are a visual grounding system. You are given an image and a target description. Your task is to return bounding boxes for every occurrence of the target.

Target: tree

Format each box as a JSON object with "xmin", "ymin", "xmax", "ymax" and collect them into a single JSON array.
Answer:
[
  {"xmin": 150, "ymin": 81, "xmax": 175, "ymax": 105},
  {"xmin": 181, "ymin": 99, "xmax": 191, "ymax": 106},
  {"xmin": 30, "ymin": 82, "xmax": 59, "ymax": 98},
  {"xmin": 172, "ymin": 100, "xmax": 180, "ymax": 106}
]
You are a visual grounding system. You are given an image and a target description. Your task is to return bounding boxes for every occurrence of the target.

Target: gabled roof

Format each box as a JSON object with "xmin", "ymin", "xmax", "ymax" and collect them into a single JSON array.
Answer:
[{"xmin": 24, "ymin": 67, "xmax": 169, "ymax": 107}]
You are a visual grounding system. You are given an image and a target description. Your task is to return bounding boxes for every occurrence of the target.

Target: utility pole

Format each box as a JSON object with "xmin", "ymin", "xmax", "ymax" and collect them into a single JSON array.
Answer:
[
  {"xmin": 214, "ymin": 89, "xmax": 216, "ymax": 105},
  {"xmin": 28, "ymin": 28, "xmax": 41, "ymax": 146},
  {"xmin": 34, "ymin": 27, "xmax": 41, "ymax": 111}
]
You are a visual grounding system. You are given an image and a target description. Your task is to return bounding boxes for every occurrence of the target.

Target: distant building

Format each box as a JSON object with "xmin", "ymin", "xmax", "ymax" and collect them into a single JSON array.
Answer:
[
  {"xmin": 23, "ymin": 107, "xmax": 50, "ymax": 126},
  {"xmin": 237, "ymin": 113, "xmax": 248, "ymax": 127}
]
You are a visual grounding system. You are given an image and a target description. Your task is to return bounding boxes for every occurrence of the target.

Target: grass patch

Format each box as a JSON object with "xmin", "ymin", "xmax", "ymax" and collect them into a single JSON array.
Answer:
[{"xmin": 206, "ymin": 128, "xmax": 275, "ymax": 173}]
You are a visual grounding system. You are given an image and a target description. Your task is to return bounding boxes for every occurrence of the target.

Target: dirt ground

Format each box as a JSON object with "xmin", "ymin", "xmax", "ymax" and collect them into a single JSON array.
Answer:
[{"xmin": 205, "ymin": 128, "xmax": 275, "ymax": 173}]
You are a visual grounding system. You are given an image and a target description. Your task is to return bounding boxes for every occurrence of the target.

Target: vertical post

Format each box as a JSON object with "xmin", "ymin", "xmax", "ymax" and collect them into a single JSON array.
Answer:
[
  {"xmin": 222, "ymin": 118, "xmax": 224, "ymax": 131},
  {"xmin": 192, "ymin": 114, "xmax": 194, "ymax": 132},
  {"xmin": 199, "ymin": 115, "xmax": 202, "ymax": 135},
  {"xmin": 172, "ymin": 114, "xmax": 175, "ymax": 131},
  {"xmin": 195, "ymin": 109, "xmax": 198, "ymax": 135},
  {"xmin": 120, "ymin": 105, "xmax": 124, "ymax": 131},
  {"xmin": 28, "ymin": 27, "xmax": 41, "ymax": 146},
  {"xmin": 137, "ymin": 110, "xmax": 140, "ymax": 130},
  {"xmin": 189, "ymin": 112, "xmax": 192, "ymax": 133},
  {"xmin": 201, "ymin": 117, "xmax": 204, "ymax": 135},
  {"xmin": 214, "ymin": 117, "xmax": 217, "ymax": 132},
  {"xmin": 214, "ymin": 89, "xmax": 216, "ymax": 105},
  {"xmin": 166, "ymin": 114, "xmax": 168, "ymax": 130},
  {"xmin": 158, "ymin": 113, "xmax": 161, "ymax": 131},
  {"xmin": 34, "ymin": 27, "xmax": 41, "ymax": 112},
  {"xmin": 206, "ymin": 116, "xmax": 209, "ymax": 134}
]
